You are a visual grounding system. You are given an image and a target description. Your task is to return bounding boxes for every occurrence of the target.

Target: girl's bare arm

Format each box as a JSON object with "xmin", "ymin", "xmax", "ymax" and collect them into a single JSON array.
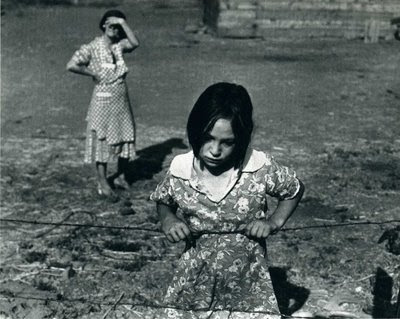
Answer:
[
  {"xmin": 245, "ymin": 180, "xmax": 305, "ymax": 238},
  {"xmin": 269, "ymin": 180, "xmax": 305, "ymax": 230},
  {"xmin": 157, "ymin": 203, "xmax": 191, "ymax": 243}
]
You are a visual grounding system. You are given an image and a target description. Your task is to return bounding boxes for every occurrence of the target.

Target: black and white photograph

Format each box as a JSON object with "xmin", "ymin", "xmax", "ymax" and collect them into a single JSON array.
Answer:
[{"xmin": 1, "ymin": 0, "xmax": 400, "ymax": 318}]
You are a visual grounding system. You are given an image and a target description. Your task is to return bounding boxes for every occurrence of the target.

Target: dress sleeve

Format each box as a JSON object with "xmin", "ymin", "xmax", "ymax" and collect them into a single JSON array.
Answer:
[
  {"xmin": 149, "ymin": 170, "xmax": 178, "ymax": 207},
  {"xmin": 262, "ymin": 156, "xmax": 300, "ymax": 200},
  {"xmin": 70, "ymin": 43, "xmax": 91, "ymax": 66}
]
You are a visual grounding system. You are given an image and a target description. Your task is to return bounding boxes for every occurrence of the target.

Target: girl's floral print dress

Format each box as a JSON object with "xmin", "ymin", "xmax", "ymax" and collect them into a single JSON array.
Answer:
[
  {"xmin": 150, "ymin": 149, "xmax": 300, "ymax": 319},
  {"xmin": 70, "ymin": 37, "xmax": 136, "ymax": 163}
]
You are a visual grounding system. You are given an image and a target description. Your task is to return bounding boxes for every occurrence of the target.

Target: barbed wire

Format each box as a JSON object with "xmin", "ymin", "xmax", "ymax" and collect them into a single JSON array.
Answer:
[
  {"xmin": 0, "ymin": 217, "xmax": 161, "ymax": 233},
  {"xmin": 1, "ymin": 217, "xmax": 399, "ymax": 317},
  {"xmin": 0, "ymin": 291, "xmax": 305, "ymax": 318},
  {"xmin": 1, "ymin": 217, "xmax": 399, "ymax": 235}
]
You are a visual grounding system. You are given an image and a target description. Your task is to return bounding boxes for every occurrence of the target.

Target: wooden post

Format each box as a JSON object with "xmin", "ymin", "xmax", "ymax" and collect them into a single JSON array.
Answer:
[
  {"xmin": 364, "ymin": 20, "xmax": 380, "ymax": 43},
  {"xmin": 391, "ymin": 17, "xmax": 400, "ymax": 41}
]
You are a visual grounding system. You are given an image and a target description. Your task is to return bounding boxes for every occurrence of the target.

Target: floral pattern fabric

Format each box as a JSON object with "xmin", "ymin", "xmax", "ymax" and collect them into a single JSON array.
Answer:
[{"xmin": 150, "ymin": 150, "xmax": 300, "ymax": 318}]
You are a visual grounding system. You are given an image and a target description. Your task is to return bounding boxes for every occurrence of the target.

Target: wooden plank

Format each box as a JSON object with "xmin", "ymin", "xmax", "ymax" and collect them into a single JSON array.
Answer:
[
  {"xmin": 256, "ymin": 19, "xmax": 394, "ymax": 39},
  {"xmin": 257, "ymin": 26, "xmax": 349, "ymax": 39},
  {"xmin": 255, "ymin": 18, "xmax": 391, "ymax": 30},
  {"xmin": 258, "ymin": 0, "xmax": 400, "ymax": 13},
  {"xmin": 258, "ymin": 0, "xmax": 400, "ymax": 4},
  {"xmin": 256, "ymin": 9, "xmax": 396, "ymax": 22},
  {"xmin": 220, "ymin": 0, "xmax": 257, "ymax": 10},
  {"xmin": 256, "ymin": 26, "xmax": 366, "ymax": 39},
  {"xmin": 219, "ymin": 9, "xmax": 257, "ymax": 21},
  {"xmin": 208, "ymin": 0, "xmax": 399, "ymax": 39}
]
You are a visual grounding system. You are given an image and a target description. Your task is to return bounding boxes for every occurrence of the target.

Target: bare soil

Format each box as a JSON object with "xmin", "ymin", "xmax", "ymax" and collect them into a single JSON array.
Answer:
[{"xmin": 1, "ymin": 1, "xmax": 400, "ymax": 318}]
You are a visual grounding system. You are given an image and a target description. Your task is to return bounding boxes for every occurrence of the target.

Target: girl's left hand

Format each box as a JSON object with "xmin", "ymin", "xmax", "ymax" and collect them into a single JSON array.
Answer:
[{"xmin": 244, "ymin": 220, "xmax": 277, "ymax": 239}]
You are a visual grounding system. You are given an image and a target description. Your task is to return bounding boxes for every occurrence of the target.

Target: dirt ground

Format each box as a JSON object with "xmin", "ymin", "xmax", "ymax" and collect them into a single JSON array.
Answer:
[{"xmin": 1, "ymin": 1, "xmax": 400, "ymax": 318}]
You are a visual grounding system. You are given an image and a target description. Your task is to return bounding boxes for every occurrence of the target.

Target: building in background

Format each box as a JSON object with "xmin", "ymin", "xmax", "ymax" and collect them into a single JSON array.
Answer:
[{"xmin": 203, "ymin": 0, "xmax": 400, "ymax": 42}]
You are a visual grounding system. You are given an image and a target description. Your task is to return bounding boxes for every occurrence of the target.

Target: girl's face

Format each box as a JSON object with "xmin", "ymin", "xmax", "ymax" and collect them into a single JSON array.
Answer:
[{"xmin": 199, "ymin": 118, "xmax": 236, "ymax": 172}]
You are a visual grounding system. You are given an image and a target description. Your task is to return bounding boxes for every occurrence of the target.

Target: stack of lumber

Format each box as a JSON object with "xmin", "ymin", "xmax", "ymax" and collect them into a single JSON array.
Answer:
[{"xmin": 203, "ymin": 0, "xmax": 400, "ymax": 40}]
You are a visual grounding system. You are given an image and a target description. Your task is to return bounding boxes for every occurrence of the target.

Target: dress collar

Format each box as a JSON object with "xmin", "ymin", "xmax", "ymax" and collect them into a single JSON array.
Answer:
[{"xmin": 169, "ymin": 148, "xmax": 267, "ymax": 180}]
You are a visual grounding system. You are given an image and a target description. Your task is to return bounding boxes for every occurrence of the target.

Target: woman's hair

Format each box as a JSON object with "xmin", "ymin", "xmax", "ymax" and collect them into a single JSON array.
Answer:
[
  {"xmin": 187, "ymin": 82, "xmax": 254, "ymax": 168},
  {"xmin": 99, "ymin": 10, "xmax": 127, "ymax": 39}
]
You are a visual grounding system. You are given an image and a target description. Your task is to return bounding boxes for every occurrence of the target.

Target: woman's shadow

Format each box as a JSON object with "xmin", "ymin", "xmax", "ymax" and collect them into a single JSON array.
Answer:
[
  {"xmin": 269, "ymin": 267, "xmax": 310, "ymax": 316},
  {"xmin": 371, "ymin": 267, "xmax": 399, "ymax": 318},
  {"xmin": 124, "ymin": 137, "xmax": 188, "ymax": 184}
]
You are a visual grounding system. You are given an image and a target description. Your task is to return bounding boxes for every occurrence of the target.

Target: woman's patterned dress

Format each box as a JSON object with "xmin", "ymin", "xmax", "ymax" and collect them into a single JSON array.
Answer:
[
  {"xmin": 70, "ymin": 36, "xmax": 135, "ymax": 163},
  {"xmin": 150, "ymin": 149, "xmax": 301, "ymax": 318}
]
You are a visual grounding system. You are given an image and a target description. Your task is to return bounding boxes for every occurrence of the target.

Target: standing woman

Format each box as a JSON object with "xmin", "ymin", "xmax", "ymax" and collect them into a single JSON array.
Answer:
[{"xmin": 67, "ymin": 10, "xmax": 139, "ymax": 200}]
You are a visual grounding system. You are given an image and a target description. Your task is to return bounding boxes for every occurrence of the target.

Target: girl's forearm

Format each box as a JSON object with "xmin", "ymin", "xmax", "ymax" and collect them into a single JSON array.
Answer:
[
  {"xmin": 157, "ymin": 203, "xmax": 178, "ymax": 224},
  {"xmin": 268, "ymin": 180, "xmax": 305, "ymax": 230},
  {"xmin": 157, "ymin": 203, "xmax": 191, "ymax": 242}
]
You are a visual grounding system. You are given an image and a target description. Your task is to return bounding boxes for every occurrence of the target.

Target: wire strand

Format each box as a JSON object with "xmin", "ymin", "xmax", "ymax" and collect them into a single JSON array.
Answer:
[
  {"xmin": 0, "ymin": 292, "xmax": 296, "ymax": 318},
  {"xmin": 1, "ymin": 217, "xmax": 399, "ymax": 234},
  {"xmin": 0, "ymin": 218, "xmax": 160, "ymax": 232},
  {"xmin": 1, "ymin": 218, "xmax": 399, "ymax": 317}
]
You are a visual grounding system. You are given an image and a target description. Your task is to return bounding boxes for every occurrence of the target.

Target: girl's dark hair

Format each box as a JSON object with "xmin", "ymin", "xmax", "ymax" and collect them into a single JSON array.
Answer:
[
  {"xmin": 187, "ymin": 82, "xmax": 254, "ymax": 169},
  {"xmin": 99, "ymin": 10, "xmax": 127, "ymax": 39}
]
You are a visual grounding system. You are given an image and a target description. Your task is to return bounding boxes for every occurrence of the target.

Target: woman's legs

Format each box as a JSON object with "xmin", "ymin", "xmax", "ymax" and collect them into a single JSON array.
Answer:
[
  {"xmin": 96, "ymin": 162, "xmax": 117, "ymax": 197},
  {"xmin": 107, "ymin": 157, "xmax": 130, "ymax": 189}
]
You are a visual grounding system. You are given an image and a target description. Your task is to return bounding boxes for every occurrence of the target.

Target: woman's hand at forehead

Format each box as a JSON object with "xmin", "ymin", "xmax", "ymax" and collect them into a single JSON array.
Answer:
[{"xmin": 105, "ymin": 16, "xmax": 125, "ymax": 26}]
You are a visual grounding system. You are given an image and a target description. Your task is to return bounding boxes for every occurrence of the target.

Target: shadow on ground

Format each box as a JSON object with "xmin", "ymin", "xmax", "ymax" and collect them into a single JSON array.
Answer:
[
  {"xmin": 269, "ymin": 267, "xmax": 310, "ymax": 316},
  {"xmin": 125, "ymin": 137, "xmax": 188, "ymax": 184},
  {"xmin": 371, "ymin": 267, "xmax": 400, "ymax": 318}
]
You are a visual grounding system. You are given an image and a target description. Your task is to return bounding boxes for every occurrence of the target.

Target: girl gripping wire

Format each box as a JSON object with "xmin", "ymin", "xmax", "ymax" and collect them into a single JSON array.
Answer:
[
  {"xmin": 150, "ymin": 82, "xmax": 305, "ymax": 318},
  {"xmin": 66, "ymin": 10, "xmax": 139, "ymax": 200}
]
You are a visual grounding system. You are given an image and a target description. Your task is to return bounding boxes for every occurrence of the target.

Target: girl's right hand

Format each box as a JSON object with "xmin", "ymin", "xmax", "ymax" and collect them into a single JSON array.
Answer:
[
  {"xmin": 161, "ymin": 218, "xmax": 191, "ymax": 243},
  {"xmin": 244, "ymin": 220, "xmax": 278, "ymax": 239}
]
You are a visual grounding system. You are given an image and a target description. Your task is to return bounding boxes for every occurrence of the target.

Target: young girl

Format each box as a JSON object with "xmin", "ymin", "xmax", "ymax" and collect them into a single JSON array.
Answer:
[
  {"xmin": 150, "ymin": 82, "xmax": 305, "ymax": 318},
  {"xmin": 66, "ymin": 10, "xmax": 139, "ymax": 200}
]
